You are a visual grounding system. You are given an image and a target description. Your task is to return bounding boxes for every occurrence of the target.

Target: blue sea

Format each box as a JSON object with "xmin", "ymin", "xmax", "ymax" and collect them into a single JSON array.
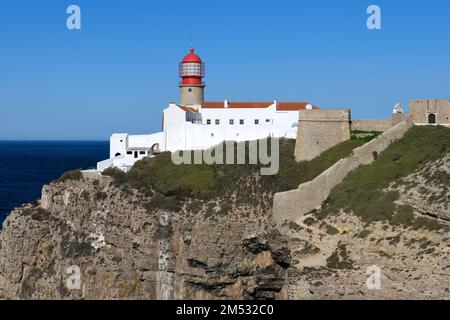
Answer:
[{"xmin": 0, "ymin": 141, "xmax": 109, "ymax": 225}]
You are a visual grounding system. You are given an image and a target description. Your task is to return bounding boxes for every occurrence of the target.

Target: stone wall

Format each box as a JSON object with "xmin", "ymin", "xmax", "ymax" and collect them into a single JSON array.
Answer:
[
  {"xmin": 179, "ymin": 86, "xmax": 204, "ymax": 106},
  {"xmin": 410, "ymin": 99, "xmax": 450, "ymax": 125},
  {"xmin": 273, "ymin": 118, "xmax": 414, "ymax": 225},
  {"xmin": 351, "ymin": 119, "xmax": 392, "ymax": 132},
  {"xmin": 295, "ymin": 109, "xmax": 351, "ymax": 162},
  {"xmin": 392, "ymin": 113, "xmax": 411, "ymax": 126}
]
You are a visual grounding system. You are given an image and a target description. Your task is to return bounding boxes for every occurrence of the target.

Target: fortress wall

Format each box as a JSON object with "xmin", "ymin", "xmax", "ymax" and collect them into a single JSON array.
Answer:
[
  {"xmin": 392, "ymin": 113, "xmax": 411, "ymax": 126},
  {"xmin": 351, "ymin": 120, "xmax": 392, "ymax": 132},
  {"xmin": 273, "ymin": 118, "xmax": 414, "ymax": 226},
  {"xmin": 295, "ymin": 109, "xmax": 351, "ymax": 162},
  {"xmin": 410, "ymin": 99, "xmax": 450, "ymax": 125}
]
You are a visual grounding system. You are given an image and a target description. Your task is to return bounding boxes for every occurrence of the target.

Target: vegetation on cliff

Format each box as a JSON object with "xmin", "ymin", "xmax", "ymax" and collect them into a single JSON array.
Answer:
[
  {"xmin": 103, "ymin": 137, "xmax": 368, "ymax": 204},
  {"xmin": 58, "ymin": 169, "xmax": 82, "ymax": 182},
  {"xmin": 317, "ymin": 126, "xmax": 450, "ymax": 230}
]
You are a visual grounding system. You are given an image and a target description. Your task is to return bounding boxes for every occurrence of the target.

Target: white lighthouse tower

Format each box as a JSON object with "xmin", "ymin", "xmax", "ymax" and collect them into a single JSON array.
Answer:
[{"xmin": 179, "ymin": 48, "xmax": 205, "ymax": 106}]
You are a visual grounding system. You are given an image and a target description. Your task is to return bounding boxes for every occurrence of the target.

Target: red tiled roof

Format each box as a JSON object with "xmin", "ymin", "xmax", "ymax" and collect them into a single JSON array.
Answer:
[
  {"xmin": 277, "ymin": 102, "xmax": 320, "ymax": 111},
  {"xmin": 202, "ymin": 101, "xmax": 319, "ymax": 111},
  {"xmin": 177, "ymin": 105, "xmax": 197, "ymax": 113},
  {"xmin": 203, "ymin": 102, "xmax": 272, "ymax": 109}
]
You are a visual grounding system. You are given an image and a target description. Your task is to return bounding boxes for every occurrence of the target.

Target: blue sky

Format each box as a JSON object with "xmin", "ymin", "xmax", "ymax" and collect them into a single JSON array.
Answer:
[{"xmin": 1, "ymin": 0, "xmax": 450, "ymax": 140}]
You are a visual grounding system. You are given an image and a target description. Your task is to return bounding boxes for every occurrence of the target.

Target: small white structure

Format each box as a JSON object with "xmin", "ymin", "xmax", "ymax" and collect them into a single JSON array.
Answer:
[
  {"xmin": 393, "ymin": 103, "xmax": 404, "ymax": 114},
  {"xmin": 97, "ymin": 49, "xmax": 318, "ymax": 172}
]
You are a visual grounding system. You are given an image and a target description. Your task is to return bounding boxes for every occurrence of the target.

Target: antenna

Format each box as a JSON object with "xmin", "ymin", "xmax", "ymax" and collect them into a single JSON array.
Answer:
[{"xmin": 189, "ymin": 36, "xmax": 193, "ymax": 50}]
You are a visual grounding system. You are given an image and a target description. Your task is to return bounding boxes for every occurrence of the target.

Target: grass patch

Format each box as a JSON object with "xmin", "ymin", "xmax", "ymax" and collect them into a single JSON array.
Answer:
[
  {"xmin": 276, "ymin": 139, "xmax": 364, "ymax": 191},
  {"xmin": 350, "ymin": 130, "xmax": 382, "ymax": 143}
]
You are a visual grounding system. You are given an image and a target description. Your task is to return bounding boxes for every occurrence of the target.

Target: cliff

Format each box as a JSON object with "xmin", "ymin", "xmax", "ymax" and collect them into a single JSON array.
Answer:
[
  {"xmin": 285, "ymin": 152, "xmax": 450, "ymax": 299},
  {"xmin": 0, "ymin": 176, "xmax": 289, "ymax": 299},
  {"xmin": 0, "ymin": 127, "xmax": 448, "ymax": 300}
]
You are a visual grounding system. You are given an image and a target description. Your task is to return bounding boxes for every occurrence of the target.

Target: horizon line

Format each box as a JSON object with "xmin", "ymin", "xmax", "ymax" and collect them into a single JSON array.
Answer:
[{"xmin": 0, "ymin": 139, "xmax": 109, "ymax": 142}]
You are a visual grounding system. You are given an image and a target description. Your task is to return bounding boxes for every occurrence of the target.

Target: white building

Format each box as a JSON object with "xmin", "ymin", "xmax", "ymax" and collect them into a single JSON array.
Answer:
[{"xmin": 97, "ymin": 49, "xmax": 318, "ymax": 172}]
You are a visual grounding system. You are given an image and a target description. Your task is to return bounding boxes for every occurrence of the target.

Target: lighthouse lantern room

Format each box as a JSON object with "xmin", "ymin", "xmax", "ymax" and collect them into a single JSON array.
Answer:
[{"xmin": 179, "ymin": 48, "xmax": 205, "ymax": 106}]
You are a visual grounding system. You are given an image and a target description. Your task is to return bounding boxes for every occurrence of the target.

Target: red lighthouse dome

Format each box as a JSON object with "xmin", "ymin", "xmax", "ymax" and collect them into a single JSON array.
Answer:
[
  {"xmin": 179, "ymin": 48, "xmax": 205, "ymax": 86},
  {"xmin": 182, "ymin": 48, "xmax": 202, "ymax": 63}
]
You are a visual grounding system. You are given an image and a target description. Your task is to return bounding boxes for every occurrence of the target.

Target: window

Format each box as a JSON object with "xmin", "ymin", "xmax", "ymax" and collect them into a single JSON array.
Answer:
[
  {"xmin": 188, "ymin": 88, "xmax": 192, "ymax": 92},
  {"xmin": 265, "ymin": 119, "xmax": 270, "ymax": 123},
  {"xmin": 254, "ymin": 119, "xmax": 259, "ymax": 125},
  {"xmin": 215, "ymin": 119, "xmax": 220, "ymax": 125},
  {"xmin": 240, "ymin": 119, "xmax": 244, "ymax": 125},
  {"xmin": 180, "ymin": 62, "xmax": 204, "ymax": 77},
  {"xmin": 139, "ymin": 151, "xmax": 145, "ymax": 155},
  {"xmin": 229, "ymin": 119, "xmax": 234, "ymax": 125},
  {"xmin": 206, "ymin": 119, "xmax": 211, "ymax": 125},
  {"xmin": 115, "ymin": 153, "xmax": 121, "ymax": 157},
  {"xmin": 127, "ymin": 151, "xmax": 132, "ymax": 155}
]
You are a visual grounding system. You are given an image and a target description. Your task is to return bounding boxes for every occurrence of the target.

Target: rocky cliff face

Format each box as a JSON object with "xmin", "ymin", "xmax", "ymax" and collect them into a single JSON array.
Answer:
[
  {"xmin": 0, "ymin": 177, "xmax": 289, "ymax": 299},
  {"xmin": 392, "ymin": 154, "xmax": 450, "ymax": 221},
  {"xmin": 283, "ymin": 210, "xmax": 450, "ymax": 299},
  {"xmin": 283, "ymin": 152, "xmax": 450, "ymax": 299},
  {"xmin": 0, "ymin": 151, "xmax": 448, "ymax": 300}
]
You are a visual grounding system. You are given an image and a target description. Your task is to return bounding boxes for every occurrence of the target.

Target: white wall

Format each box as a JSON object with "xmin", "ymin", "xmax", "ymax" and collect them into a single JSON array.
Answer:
[
  {"xmin": 110, "ymin": 133, "xmax": 128, "ymax": 158},
  {"xmin": 100, "ymin": 102, "xmax": 301, "ymax": 171},
  {"xmin": 163, "ymin": 104, "xmax": 188, "ymax": 151}
]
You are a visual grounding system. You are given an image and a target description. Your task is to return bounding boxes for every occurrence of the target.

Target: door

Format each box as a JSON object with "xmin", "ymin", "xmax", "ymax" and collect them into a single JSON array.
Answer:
[{"xmin": 428, "ymin": 114, "xmax": 436, "ymax": 124}]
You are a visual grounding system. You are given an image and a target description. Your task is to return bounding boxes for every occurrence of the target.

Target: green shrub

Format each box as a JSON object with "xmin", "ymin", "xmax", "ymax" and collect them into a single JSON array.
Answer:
[
  {"xmin": 145, "ymin": 193, "xmax": 181, "ymax": 213},
  {"xmin": 391, "ymin": 205, "xmax": 415, "ymax": 227},
  {"xmin": 303, "ymin": 217, "xmax": 316, "ymax": 226},
  {"xmin": 102, "ymin": 167, "xmax": 127, "ymax": 186},
  {"xmin": 412, "ymin": 216, "xmax": 444, "ymax": 231},
  {"xmin": 357, "ymin": 229, "xmax": 372, "ymax": 239},
  {"xmin": 58, "ymin": 169, "xmax": 82, "ymax": 182},
  {"xmin": 325, "ymin": 224, "xmax": 340, "ymax": 235},
  {"xmin": 326, "ymin": 244, "xmax": 354, "ymax": 270},
  {"xmin": 127, "ymin": 152, "xmax": 216, "ymax": 198}
]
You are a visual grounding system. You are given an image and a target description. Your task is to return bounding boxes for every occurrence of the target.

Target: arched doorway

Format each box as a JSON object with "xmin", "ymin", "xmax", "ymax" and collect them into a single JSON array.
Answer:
[
  {"xmin": 428, "ymin": 114, "xmax": 436, "ymax": 124},
  {"xmin": 151, "ymin": 143, "xmax": 161, "ymax": 155}
]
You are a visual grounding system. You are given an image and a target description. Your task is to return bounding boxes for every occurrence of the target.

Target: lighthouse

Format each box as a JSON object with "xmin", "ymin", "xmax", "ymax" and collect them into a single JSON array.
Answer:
[
  {"xmin": 98, "ymin": 47, "xmax": 320, "ymax": 173},
  {"xmin": 179, "ymin": 48, "xmax": 205, "ymax": 106}
]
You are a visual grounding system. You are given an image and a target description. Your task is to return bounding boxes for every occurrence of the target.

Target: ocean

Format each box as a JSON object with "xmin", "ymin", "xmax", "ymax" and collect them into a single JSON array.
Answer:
[{"xmin": 0, "ymin": 141, "xmax": 109, "ymax": 225}]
